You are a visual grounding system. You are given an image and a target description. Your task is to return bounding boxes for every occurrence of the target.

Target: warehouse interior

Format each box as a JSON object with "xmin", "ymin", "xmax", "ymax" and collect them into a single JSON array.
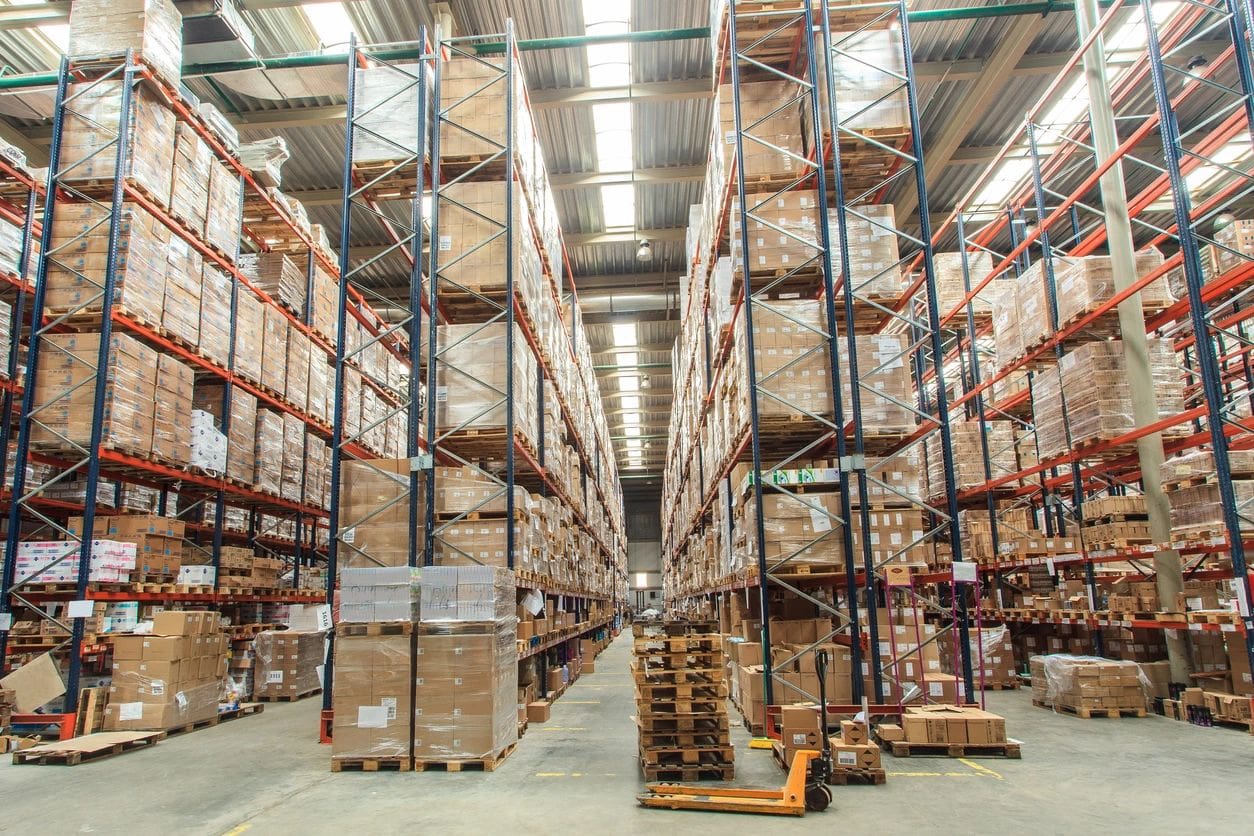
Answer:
[{"xmin": 0, "ymin": 0, "xmax": 1252, "ymax": 832}]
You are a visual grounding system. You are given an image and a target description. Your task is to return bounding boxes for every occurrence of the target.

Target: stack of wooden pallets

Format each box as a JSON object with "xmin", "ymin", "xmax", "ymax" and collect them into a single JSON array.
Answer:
[{"xmin": 633, "ymin": 620, "xmax": 734, "ymax": 782}]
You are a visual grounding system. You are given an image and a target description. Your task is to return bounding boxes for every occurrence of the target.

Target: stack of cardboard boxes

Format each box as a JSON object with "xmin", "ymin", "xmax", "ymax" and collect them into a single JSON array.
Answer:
[
  {"xmin": 253, "ymin": 630, "xmax": 326, "ymax": 701},
  {"xmin": 1030, "ymin": 654, "xmax": 1148, "ymax": 717},
  {"xmin": 103, "ymin": 610, "xmax": 227, "ymax": 731}
]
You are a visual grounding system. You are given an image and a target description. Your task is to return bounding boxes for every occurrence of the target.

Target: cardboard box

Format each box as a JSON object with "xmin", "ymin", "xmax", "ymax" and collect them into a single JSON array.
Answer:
[
  {"xmin": 829, "ymin": 741, "xmax": 882, "ymax": 770},
  {"xmin": 840, "ymin": 719, "xmax": 867, "ymax": 745},
  {"xmin": 526, "ymin": 700, "xmax": 550, "ymax": 723}
]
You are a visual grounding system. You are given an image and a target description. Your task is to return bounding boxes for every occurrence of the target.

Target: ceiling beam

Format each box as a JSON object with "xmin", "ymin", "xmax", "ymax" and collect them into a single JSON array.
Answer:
[
  {"xmin": 0, "ymin": 6, "xmax": 65, "ymax": 29},
  {"xmin": 529, "ymin": 79, "xmax": 710, "ymax": 108},
  {"xmin": 573, "ymin": 272, "xmax": 677, "ymax": 292},
  {"xmin": 550, "ymin": 164, "xmax": 705, "ymax": 189},
  {"xmin": 232, "ymin": 105, "xmax": 349, "ymax": 131},
  {"xmin": 897, "ymin": 16, "xmax": 1047, "ymax": 219},
  {"xmin": 566, "ymin": 227, "xmax": 687, "ymax": 246}
]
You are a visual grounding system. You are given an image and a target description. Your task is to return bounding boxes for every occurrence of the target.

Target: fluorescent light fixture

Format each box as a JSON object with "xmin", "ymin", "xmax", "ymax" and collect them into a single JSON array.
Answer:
[
  {"xmin": 619, "ymin": 376, "xmax": 640, "ymax": 393},
  {"xmin": 635, "ymin": 572, "xmax": 648, "ymax": 588},
  {"xmin": 622, "ymin": 395, "xmax": 640, "ymax": 409},
  {"xmin": 612, "ymin": 323, "xmax": 637, "ymax": 347},
  {"xmin": 601, "ymin": 184, "xmax": 636, "ymax": 230},
  {"xmin": 625, "ymin": 426, "xmax": 642, "ymax": 437},
  {"xmin": 616, "ymin": 352, "xmax": 639, "ymax": 367},
  {"xmin": 626, "ymin": 438, "xmax": 642, "ymax": 449},
  {"xmin": 303, "ymin": 1, "xmax": 356, "ymax": 49},
  {"xmin": 587, "ymin": 43, "xmax": 630, "ymax": 87},
  {"xmin": 623, "ymin": 412, "xmax": 641, "ymax": 424}
]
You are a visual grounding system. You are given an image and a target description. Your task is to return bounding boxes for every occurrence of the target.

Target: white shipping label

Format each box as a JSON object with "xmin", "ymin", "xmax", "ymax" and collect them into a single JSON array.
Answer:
[
  {"xmin": 381, "ymin": 696, "xmax": 398, "ymax": 720},
  {"xmin": 929, "ymin": 682, "xmax": 944, "ymax": 697},
  {"xmin": 341, "ymin": 528, "xmax": 356, "ymax": 544},
  {"xmin": 790, "ymin": 733, "xmax": 809, "ymax": 745},
  {"xmin": 267, "ymin": 670, "xmax": 284, "ymax": 684},
  {"xmin": 0, "ymin": 613, "xmax": 13, "ymax": 632},
  {"xmin": 810, "ymin": 509, "xmax": 832, "ymax": 532},
  {"xmin": 837, "ymin": 751, "xmax": 857, "ymax": 766},
  {"xmin": 175, "ymin": 691, "xmax": 188, "ymax": 711},
  {"xmin": 438, "ymin": 235, "xmax": 452, "ymax": 251},
  {"xmin": 118, "ymin": 702, "xmax": 144, "ymax": 721},
  {"xmin": 150, "ymin": 679, "xmax": 166, "ymax": 696},
  {"xmin": 358, "ymin": 706, "xmax": 389, "ymax": 729},
  {"xmin": 68, "ymin": 599, "xmax": 95, "ymax": 618},
  {"xmin": 952, "ymin": 562, "xmax": 978, "ymax": 584}
]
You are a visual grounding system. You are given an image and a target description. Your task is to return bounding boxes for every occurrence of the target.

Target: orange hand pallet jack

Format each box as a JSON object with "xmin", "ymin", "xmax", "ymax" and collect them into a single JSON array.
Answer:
[{"xmin": 637, "ymin": 650, "xmax": 834, "ymax": 816}]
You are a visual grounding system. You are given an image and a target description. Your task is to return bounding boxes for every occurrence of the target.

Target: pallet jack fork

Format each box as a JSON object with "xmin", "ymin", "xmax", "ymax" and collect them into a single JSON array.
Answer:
[{"xmin": 637, "ymin": 651, "xmax": 833, "ymax": 817}]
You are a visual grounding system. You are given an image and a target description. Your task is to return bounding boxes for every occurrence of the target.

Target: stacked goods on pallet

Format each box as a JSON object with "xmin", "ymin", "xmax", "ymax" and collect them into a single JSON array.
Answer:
[
  {"xmin": 253, "ymin": 630, "xmax": 326, "ymax": 701},
  {"xmin": 938, "ymin": 626, "xmax": 1018, "ymax": 689},
  {"xmin": 1054, "ymin": 251, "xmax": 1175, "ymax": 330},
  {"xmin": 1160, "ymin": 449, "xmax": 1254, "ymax": 539},
  {"xmin": 827, "ymin": 204, "xmax": 904, "ymax": 300},
  {"xmin": 66, "ymin": 514, "xmax": 184, "ymax": 579},
  {"xmin": 103, "ymin": 610, "xmax": 228, "ymax": 730},
  {"xmin": 67, "ymin": 0, "xmax": 183, "ymax": 88},
  {"xmin": 727, "ymin": 617, "xmax": 852, "ymax": 732},
  {"xmin": 933, "ymin": 251, "xmax": 1000, "ymax": 319},
  {"xmin": 1030, "ymin": 654, "xmax": 1149, "ymax": 717},
  {"xmin": 634, "ymin": 621, "xmax": 733, "ymax": 782},
  {"xmin": 925, "ymin": 420, "xmax": 1017, "ymax": 497},
  {"xmin": 1033, "ymin": 339, "xmax": 1185, "ymax": 459},
  {"xmin": 0, "ymin": 687, "xmax": 12, "ymax": 731},
  {"xmin": 434, "ymin": 323, "xmax": 538, "ymax": 447},
  {"xmin": 890, "ymin": 704, "xmax": 1010, "ymax": 749},
  {"xmin": 863, "ymin": 610, "xmax": 959, "ymax": 706},
  {"xmin": 414, "ymin": 567, "xmax": 518, "ymax": 767},
  {"xmin": 12, "ymin": 540, "xmax": 136, "ymax": 584}
]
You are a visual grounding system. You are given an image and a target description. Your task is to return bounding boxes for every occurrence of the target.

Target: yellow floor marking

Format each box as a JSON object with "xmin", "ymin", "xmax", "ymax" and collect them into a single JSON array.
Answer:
[
  {"xmin": 221, "ymin": 825, "xmax": 253, "ymax": 836},
  {"xmin": 959, "ymin": 758, "xmax": 1004, "ymax": 780},
  {"xmin": 887, "ymin": 771, "xmax": 979, "ymax": 778},
  {"xmin": 535, "ymin": 772, "xmax": 567, "ymax": 777}
]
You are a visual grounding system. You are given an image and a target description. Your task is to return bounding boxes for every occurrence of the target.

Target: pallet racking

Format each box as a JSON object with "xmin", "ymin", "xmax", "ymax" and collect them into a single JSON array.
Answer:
[
  {"xmin": 320, "ymin": 26, "xmax": 626, "ymax": 741},
  {"xmin": 909, "ymin": 0, "xmax": 1253, "ymax": 692},
  {"xmin": 0, "ymin": 51, "xmax": 372, "ymax": 731},
  {"xmin": 662, "ymin": 0, "xmax": 977, "ymax": 718}
]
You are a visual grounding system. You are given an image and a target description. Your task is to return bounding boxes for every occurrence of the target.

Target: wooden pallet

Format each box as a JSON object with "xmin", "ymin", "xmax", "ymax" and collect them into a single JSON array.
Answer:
[
  {"xmin": 640, "ymin": 699, "xmax": 725, "ymax": 716},
  {"xmin": 75, "ymin": 687, "xmax": 109, "ymax": 736},
  {"xmin": 635, "ymin": 682, "xmax": 729, "ymax": 700},
  {"xmin": 977, "ymin": 681, "xmax": 1020, "ymax": 691},
  {"xmin": 633, "ymin": 636, "xmax": 722, "ymax": 652},
  {"xmin": 639, "ymin": 745, "xmax": 735, "ymax": 767},
  {"xmin": 336, "ymin": 622, "xmax": 413, "ymax": 637},
  {"xmin": 413, "ymin": 741, "xmax": 516, "ymax": 772},
  {"xmin": 873, "ymin": 733, "xmax": 1023, "ymax": 758},
  {"xmin": 631, "ymin": 668, "xmax": 726, "ymax": 685},
  {"xmin": 632, "ymin": 621, "xmax": 718, "ymax": 638},
  {"xmin": 641, "ymin": 763, "xmax": 735, "ymax": 782},
  {"xmin": 12, "ymin": 731, "xmax": 163, "ymax": 766},
  {"xmin": 1042, "ymin": 701, "xmax": 1146, "ymax": 719},
  {"xmin": 256, "ymin": 688, "xmax": 323, "ymax": 703},
  {"xmin": 331, "ymin": 756, "xmax": 413, "ymax": 773},
  {"xmin": 217, "ymin": 703, "xmax": 265, "ymax": 723},
  {"xmin": 639, "ymin": 730, "xmax": 732, "ymax": 749},
  {"xmin": 770, "ymin": 742, "xmax": 886, "ymax": 783},
  {"xmin": 632, "ymin": 711, "xmax": 732, "ymax": 731}
]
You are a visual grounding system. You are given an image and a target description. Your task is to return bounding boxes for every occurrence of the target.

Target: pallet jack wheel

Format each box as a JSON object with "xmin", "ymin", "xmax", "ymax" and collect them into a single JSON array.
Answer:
[{"xmin": 805, "ymin": 783, "xmax": 831, "ymax": 812}]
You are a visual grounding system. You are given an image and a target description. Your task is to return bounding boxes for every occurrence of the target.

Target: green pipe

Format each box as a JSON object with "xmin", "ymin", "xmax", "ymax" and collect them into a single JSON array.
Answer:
[{"xmin": 0, "ymin": 2, "xmax": 1132, "ymax": 93}]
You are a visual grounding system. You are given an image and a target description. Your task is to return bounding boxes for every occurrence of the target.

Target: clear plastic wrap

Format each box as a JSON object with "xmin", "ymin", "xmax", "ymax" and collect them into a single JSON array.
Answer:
[
  {"xmin": 340, "ymin": 566, "xmax": 422, "ymax": 622},
  {"xmin": 828, "ymin": 204, "xmax": 903, "ymax": 299},
  {"xmin": 730, "ymin": 190, "xmax": 821, "ymax": 276},
  {"xmin": 934, "ymin": 251, "xmax": 998, "ymax": 317},
  {"xmin": 285, "ymin": 327, "xmax": 311, "ymax": 414},
  {"xmin": 239, "ymin": 252, "xmax": 306, "ymax": 315},
  {"xmin": 253, "ymin": 630, "xmax": 326, "ymax": 699},
  {"xmin": 1029, "ymin": 654, "xmax": 1150, "ymax": 712},
  {"xmin": 104, "ymin": 619, "xmax": 228, "ymax": 731},
  {"xmin": 162, "ymin": 237, "xmax": 203, "ymax": 347},
  {"xmin": 68, "ymin": 0, "xmax": 183, "ymax": 88},
  {"xmin": 31, "ymin": 332, "xmax": 158, "ymax": 455},
  {"xmin": 307, "ymin": 349, "xmax": 330, "ymax": 424},
  {"xmin": 14, "ymin": 539, "xmax": 136, "ymax": 584},
  {"xmin": 152, "ymin": 353, "xmax": 194, "ymax": 464},
  {"xmin": 232, "ymin": 287, "xmax": 265, "ymax": 384},
  {"xmin": 817, "ymin": 28, "xmax": 908, "ymax": 133},
  {"xmin": 0, "ymin": 218, "xmax": 22, "ymax": 277},
  {"xmin": 717, "ymin": 81, "xmax": 807, "ymax": 184},
  {"xmin": 170, "ymin": 123, "xmax": 212, "ymax": 235},
  {"xmin": 238, "ymin": 137, "xmax": 290, "ymax": 188},
  {"xmin": 188, "ymin": 408, "xmax": 227, "ymax": 474},
  {"xmin": 197, "ymin": 101, "xmax": 240, "ymax": 156},
  {"xmin": 261, "ymin": 304, "xmax": 288, "ymax": 395},
  {"xmin": 1033, "ymin": 339, "xmax": 1185, "ymax": 459},
  {"xmin": 414, "ymin": 618, "xmax": 518, "ymax": 761},
  {"xmin": 303, "ymin": 434, "xmax": 329, "ymax": 510},
  {"xmin": 310, "ymin": 265, "xmax": 338, "ymax": 347},
  {"xmin": 837, "ymin": 334, "xmax": 915, "ymax": 433},
  {"xmin": 436, "ymin": 323, "xmax": 538, "ymax": 442},
  {"xmin": 205, "ymin": 163, "xmax": 242, "ymax": 256},
  {"xmin": 734, "ymin": 298, "xmax": 832, "ymax": 419},
  {"xmin": 352, "ymin": 64, "xmax": 426, "ymax": 165},
  {"xmin": 46, "ymin": 202, "xmax": 169, "ymax": 329},
  {"xmin": 60, "ymin": 81, "xmax": 176, "ymax": 206},
  {"xmin": 1055, "ymin": 250, "xmax": 1174, "ymax": 328},
  {"xmin": 252, "ymin": 408, "xmax": 284, "ymax": 495},
  {"xmin": 0, "ymin": 298, "xmax": 11, "ymax": 379},
  {"xmin": 280, "ymin": 413, "xmax": 304, "ymax": 499},
  {"xmin": 337, "ymin": 458, "xmax": 425, "ymax": 569},
  {"xmin": 927, "ymin": 421, "xmax": 1016, "ymax": 494},
  {"xmin": 193, "ymin": 382, "xmax": 258, "ymax": 485},
  {"xmin": 332, "ymin": 627, "xmax": 413, "ymax": 760}
]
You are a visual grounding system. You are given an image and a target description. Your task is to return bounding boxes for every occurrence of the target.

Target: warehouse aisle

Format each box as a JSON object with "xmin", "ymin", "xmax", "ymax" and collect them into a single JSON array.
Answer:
[{"xmin": 2, "ymin": 633, "xmax": 1253, "ymax": 835}]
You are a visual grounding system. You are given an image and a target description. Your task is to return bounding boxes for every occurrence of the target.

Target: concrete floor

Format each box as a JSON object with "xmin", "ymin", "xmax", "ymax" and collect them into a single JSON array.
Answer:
[{"xmin": 1, "ymin": 632, "xmax": 1251, "ymax": 835}]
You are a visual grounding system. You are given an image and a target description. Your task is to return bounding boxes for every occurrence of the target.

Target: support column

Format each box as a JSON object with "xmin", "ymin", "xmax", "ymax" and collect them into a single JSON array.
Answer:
[{"xmin": 1075, "ymin": 0, "xmax": 1189, "ymax": 680}]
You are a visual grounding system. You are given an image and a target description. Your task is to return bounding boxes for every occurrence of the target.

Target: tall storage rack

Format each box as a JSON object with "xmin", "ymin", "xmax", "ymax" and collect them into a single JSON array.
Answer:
[
  {"xmin": 662, "ymin": 0, "xmax": 976, "ymax": 718},
  {"xmin": 913, "ymin": 0, "xmax": 1254, "ymax": 689},
  {"xmin": 0, "ymin": 53, "xmax": 339, "ymax": 727},
  {"xmin": 321, "ymin": 27, "xmax": 627, "ymax": 740}
]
